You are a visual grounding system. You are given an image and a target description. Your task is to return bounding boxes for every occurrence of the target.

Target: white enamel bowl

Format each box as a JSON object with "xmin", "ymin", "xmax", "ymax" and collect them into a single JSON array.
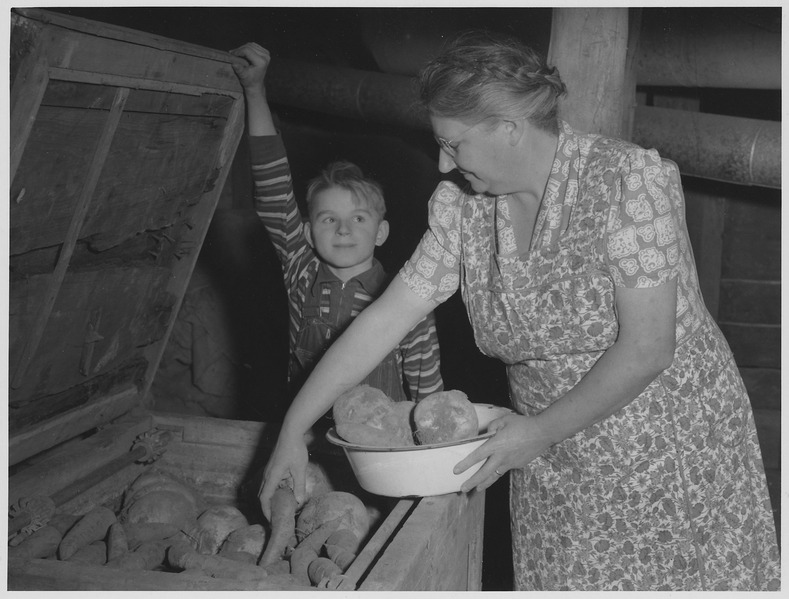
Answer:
[{"xmin": 326, "ymin": 403, "xmax": 513, "ymax": 497}]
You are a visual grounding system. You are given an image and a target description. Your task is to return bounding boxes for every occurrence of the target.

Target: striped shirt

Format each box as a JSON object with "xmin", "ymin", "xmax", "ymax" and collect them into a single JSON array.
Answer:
[{"xmin": 249, "ymin": 135, "xmax": 443, "ymax": 401}]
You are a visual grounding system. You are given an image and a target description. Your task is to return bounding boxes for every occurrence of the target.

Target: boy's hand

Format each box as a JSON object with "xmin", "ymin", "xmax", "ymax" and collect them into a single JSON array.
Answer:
[{"xmin": 229, "ymin": 42, "xmax": 271, "ymax": 95}]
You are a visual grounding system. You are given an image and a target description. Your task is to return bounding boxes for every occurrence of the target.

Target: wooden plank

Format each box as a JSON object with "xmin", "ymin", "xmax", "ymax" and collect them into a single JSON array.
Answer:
[
  {"xmin": 157, "ymin": 442, "xmax": 262, "ymax": 478},
  {"xmin": 359, "ymin": 491, "xmax": 485, "ymax": 591},
  {"xmin": 548, "ymin": 8, "xmax": 633, "ymax": 138},
  {"xmin": 9, "ymin": 407, "xmax": 152, "ymax": 499},
  {"xmin": 9, "ymin": 386, "xmax": 147, "ymax": 467},
  {"xmin": 11, "ymin": 86, "xmax": 129, "ymax": 388},
  {"xmin": 741, "ymin": 367, "xmax": 780, "ymax": 411},
  {"xmin": 340, "ymin": 500, "xmax": 415, "ymax": 589},
  {"xmin": 10, "ymin": 105, "xmax": 104, "ymax": 254},
  {"xmin": 37, "ymin": 24, "xmax": 240, "ymax": 95},
  {"xmin": 9, "ymin": 29, "xmax": 49, "ymax": 182},
  {"xmin": 11, "ymin": 104, "xmax": 229, "ymax": 254},
  {"xmin": 15, "ymin": 7, "xmax": 241, "ymax": 66},
  {"xmin": 718, "ymin": 322, "xmax": 780, "ymax": 369},
  {"xmin": 683, "ymin": 189, "xmax": 725, "ymax": 319},
  {"xmin": 9, "ymin": 266, "xmax": 173, "ymax": 411},
  {"xmin": 138, "ymin": 95, "xmax": 245, "ymax": 407},
  {"xmin": 721, "ymin": 191, "xmax": 780, "ymax": 281},
  {"xmin": 56, "ymin": 462, "xmax": 147, "ymax": 517},
  {"xmin": 152, "ymin": 411, "xmax": 277, "ymax": 447},
  {"xmin": 151, "ymin": 412, "xmax": 335, "ymax": 454},
  {"xmin": 48, "ymin": 66, "xmax": 243, "ymax": 100},
  {"xmin": 42, "ymin": 76, "xmax": 236, "ymax": 116},
  {"xmin": 7, "ymin": 557, "xmax": 316, "ymax": 591},
  {"xmin": 718, "ymin": 280, "xmax": 780, "ymax": 324}
]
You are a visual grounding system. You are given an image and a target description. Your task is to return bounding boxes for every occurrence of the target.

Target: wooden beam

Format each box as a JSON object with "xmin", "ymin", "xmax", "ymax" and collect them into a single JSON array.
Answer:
[
  {"xmin": 548, "ymin": 7, "xmax": 635, "ymax": 138},
  {"xmin": 683, "ymin": 189, "xmax": 725, "ymax": 320},
  {"xmin": 359, "ymin": 492, "xmax": 485, "ymax": 591},
  {"xmin": 11, "ymin": 85, "xmax": 129, "ymax": 389},
  {"xmin": 8, "ymin": 557, "xmax": 316, "ymax": 591},
  {"xmin": 138, "ymin": 93, "xmax": 246, "ymax": 409},
  {"xmin": 10, "ymin": 38, "xmax": 48, "ymax": 182},
  {"xmin": 9, "ymin": 405, "xmax": 152, "ymax": 501},
  {"xmin": 48, "ymin": 66, "xmax": 243, "ymax": 99}
]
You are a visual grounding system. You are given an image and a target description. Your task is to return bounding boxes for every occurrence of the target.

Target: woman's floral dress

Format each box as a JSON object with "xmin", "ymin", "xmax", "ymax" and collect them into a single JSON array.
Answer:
[{"xmin": 399, "ymin": 122, "xmax": 780, "ymax": 591}]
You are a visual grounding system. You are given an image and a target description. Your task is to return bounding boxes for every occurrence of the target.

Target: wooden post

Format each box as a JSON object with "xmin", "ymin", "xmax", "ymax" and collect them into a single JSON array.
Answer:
[{"xmin": 548, "ymin": 7, "xmax": 637, "ymax": 139}]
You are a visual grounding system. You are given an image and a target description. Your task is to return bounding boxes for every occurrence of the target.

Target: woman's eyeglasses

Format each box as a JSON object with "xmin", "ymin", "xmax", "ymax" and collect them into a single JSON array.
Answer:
[{"xmin": 434, "ymin": 121, "xmax": 482, "ymax": 158}]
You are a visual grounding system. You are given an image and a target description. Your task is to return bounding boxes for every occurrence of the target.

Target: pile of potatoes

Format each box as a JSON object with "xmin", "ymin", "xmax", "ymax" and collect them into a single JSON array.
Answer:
[
  {"xmin": 8, "ymin": 464, "xmax": 380, "ymax": 589},
  {"xmin": 333, "ymin": 385, "xmax": 480, "ymax": 447}
]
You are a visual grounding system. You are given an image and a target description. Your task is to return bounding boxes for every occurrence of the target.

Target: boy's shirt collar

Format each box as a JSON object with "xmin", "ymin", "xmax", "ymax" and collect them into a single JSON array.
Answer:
[{"xmin": 310, "ymin": 259, "xmax": 387, "ymax": 298}]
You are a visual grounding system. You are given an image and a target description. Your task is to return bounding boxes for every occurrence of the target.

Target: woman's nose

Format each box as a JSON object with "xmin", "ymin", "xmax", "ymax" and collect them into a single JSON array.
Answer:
[{"xmin": 438, "ymin": 150, "xmax": 456, "ymax": 173}]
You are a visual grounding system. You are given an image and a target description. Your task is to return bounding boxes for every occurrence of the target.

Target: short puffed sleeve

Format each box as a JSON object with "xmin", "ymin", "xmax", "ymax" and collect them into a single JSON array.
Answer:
[
  {"xmin": 604, "ymin": 147, "xmax": 682, "ymax": 288},
  {"xmin": 398, "ymin": 181, "xmax": 463, "ymax": 304}
]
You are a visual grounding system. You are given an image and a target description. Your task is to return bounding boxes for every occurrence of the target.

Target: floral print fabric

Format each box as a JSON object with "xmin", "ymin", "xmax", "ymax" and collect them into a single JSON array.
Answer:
[{"xmin": 399, "ymin": 122, "xmax": 780, "ymax": 590}]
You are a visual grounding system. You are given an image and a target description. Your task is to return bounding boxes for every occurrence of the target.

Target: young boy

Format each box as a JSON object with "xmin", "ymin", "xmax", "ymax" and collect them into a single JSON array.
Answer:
[{"xmin": 230, "ymin": 42, "xmax": 443, "ymax": 403}]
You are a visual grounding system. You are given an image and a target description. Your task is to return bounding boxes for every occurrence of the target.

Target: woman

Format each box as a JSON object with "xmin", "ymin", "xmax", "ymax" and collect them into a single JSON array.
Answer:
[{"xmin": 259, "ymin": 31, "xmax": 780, "ymax": 591}]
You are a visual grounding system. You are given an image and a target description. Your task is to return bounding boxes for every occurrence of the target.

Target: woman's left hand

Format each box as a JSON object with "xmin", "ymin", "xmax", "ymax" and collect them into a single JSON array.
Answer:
[{"xmin": 454, "ymin": 413, "xmax": 552, "ymax": 493}]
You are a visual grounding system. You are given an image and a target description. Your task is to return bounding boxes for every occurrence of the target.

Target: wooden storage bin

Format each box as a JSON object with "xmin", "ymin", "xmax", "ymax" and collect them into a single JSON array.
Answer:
[
  {"xmin": 8, "ymin": 8, "xmax": 485, "ymax": 591},
  {"xmin": 8, "ymin": 412, "xmax": 485, "ymax": 591}
]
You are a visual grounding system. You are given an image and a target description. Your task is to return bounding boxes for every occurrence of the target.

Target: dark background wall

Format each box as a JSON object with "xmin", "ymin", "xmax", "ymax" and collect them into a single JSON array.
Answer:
[{"xmin": 49, "ymin": 7, "xmax": 781, "ymax": 590}]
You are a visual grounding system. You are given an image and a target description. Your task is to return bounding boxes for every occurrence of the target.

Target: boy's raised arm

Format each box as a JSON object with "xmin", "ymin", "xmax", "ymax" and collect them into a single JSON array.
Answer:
[{"xmin": 230, "ymin": 42, "xmax": 277, "ymax": 136}]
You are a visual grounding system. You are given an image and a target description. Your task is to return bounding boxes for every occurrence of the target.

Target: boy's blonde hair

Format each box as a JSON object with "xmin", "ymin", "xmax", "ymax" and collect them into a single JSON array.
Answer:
[{"xmin": 306, "ymin": 161, "xmax": 386, "ymax": 220}]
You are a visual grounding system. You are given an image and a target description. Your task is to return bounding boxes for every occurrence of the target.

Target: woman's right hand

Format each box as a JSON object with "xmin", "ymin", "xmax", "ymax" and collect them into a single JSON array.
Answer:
[
  {"xmin": 229, "ymin": 42, "xmax": 271, "ymax": 95},
  {"xmin": 258, "ymin": 431, "xmax": 309, "ymax": 521}
]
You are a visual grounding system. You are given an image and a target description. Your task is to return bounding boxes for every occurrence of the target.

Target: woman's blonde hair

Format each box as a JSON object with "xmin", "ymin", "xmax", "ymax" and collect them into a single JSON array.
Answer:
[
  {"xmin": 418, "ymin": 30, "xmax": 567, "ymax": 133},
  {"xmin": 306, "ymin": 161, "xmax": 386, "ymax": 220}
]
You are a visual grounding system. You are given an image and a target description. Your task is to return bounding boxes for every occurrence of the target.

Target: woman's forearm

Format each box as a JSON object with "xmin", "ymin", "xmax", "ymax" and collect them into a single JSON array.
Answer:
[
  {"xmin": 536, "ymin": 283, "xmax": 677, "ymax": 448},
  {"xmin": 279, "ymin": 278, "xmax": 433, "ymax": 438},
  {"xmin": 535, "ymin": 337, "xmax": 671, "ymax": 446}
]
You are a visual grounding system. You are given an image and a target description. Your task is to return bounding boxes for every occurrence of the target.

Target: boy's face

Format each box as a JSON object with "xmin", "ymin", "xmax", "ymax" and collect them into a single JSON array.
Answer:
[{"xmin": 305, "ymin": 186, "xmax": 389, "ymax": 281}]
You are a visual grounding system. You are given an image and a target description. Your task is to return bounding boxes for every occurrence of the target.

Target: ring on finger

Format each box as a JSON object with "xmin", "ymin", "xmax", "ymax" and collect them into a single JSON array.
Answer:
[{"xmin": 495, "ymin": 469, "xmax": 502, "ymax": 476}]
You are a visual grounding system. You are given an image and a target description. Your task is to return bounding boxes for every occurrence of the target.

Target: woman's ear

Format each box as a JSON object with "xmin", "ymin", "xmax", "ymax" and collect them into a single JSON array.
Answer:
[
  {"xmin": 375, "ymin": 220, "xmax": 390, "ymax": 246},
  {"xmin": 504, "ymin": 118, "xmax": 527, "ymax": 147}
]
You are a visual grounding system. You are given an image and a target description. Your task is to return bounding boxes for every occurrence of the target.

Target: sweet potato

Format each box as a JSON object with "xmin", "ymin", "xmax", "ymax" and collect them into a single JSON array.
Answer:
[
  {"xmin": 106, "ymin": 522, "xmax": 129, "ymax": 561},
  {"xmin": 289, "ymin": 517, "xmax": 342, "ymax": 584},
  {"xmin": 333, "ymin": 385, "xmax": 415, "ymax": 447},
  {"xmin": 124, "ymin": 471, "xmax": 200, "ymax": 506},
  {"xmin": 124, "ymin": 522, "xmax": 181, "ymax": 550},
  {"xmin": 308, "ymin": 556, "xmax": 342, "ymax": 587},
  {"xmin": 296, "ymin": 492, "xmax": 370, "ymax": 549},
  {"xmin": 167, "ymin": 540, "xmax": 270, "ymax": 580},
  {"xmin": 218, "ymin": 523, "xmax": 267, "ymax": 564},
  {"xmin": 9, "ymin": 512, "xmax": 82, "ymax": 560},
  {"xmin": 324, "ymin": 528, "xmax": 358, "ymax": 571},
  {"xmin": 106, "ymin": 539, "xmax": 169, "ymax": 570},
  {"xmin": 305, "ymin": 460, "xmax": 333, "ymax": 500},
  {"xmin": 120, "ymin": 490, "xmax": 199, "ymax": 531},
  {"xmin": 215, "ymin": 550, "xmax": 255, "ymax": 565},
  {"xmin": 188, "ymin": 505, "xmax": 248, "ymax": 555},
  {"xmin": 414, "ymin": 390, "xmax": 478, "ymax": 445},
  {"xmin": 49, "ymin": 513, "xmax": 82, "ymax": 536},
  {"xmin": 66, "ymin": 540, "xmax": 107, "ymax": 565},
  {"xmin": 263, "ymin": 559, "xmax": 291, "ymax": 575},
  {"xmin": 58, "ymin": 505, "xmax": 116, "ymax": 560},
  {"xmin": 8, "ymin": 525, "xmax": 64, "ymax": 560},
  {"xmin": 289, "ymin": 546, "xmax": 319, "ymax": 585},
  {"xmin": 259, "ymin": 485, "xmax": 298, "ymax": 566}
]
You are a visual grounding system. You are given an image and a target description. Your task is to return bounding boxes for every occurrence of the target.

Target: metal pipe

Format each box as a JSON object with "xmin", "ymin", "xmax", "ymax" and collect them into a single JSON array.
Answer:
[
  {"xmin": 356, "ymin": 8, "xmax": 780, "ymax": 90},
  {"xmin": 265, "ymin": 59, "xmax": 780, "ymax": 189},
  {"xmin": 633, "ymin": 106, "xmax": 781, "ymax": 189},
  {"xmin": 266, "ymin": 59, "xmax": 429, "ymax": 130},
  {"xmin": 635, "ymin": 10, "xmax": 781, "ymax": 89}
]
